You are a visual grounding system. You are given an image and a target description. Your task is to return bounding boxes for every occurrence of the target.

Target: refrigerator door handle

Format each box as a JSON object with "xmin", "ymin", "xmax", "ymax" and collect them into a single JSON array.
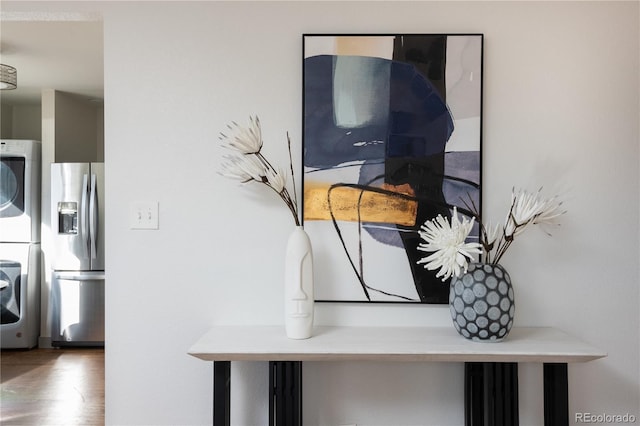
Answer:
[
  {"xmin": 80, "ymin": 173, "xmax": 90, "ymax": 259},
  {"xmin": 89, "ymin": 173, "xmax": 98, "ymax": 260},
  {"xmin": 53, "ymin": 272, "xmax": 106, "ymax": 281}
]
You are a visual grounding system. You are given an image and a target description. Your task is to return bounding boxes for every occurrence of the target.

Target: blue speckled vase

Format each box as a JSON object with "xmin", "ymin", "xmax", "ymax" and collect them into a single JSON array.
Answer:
[{"xmin": 449, "ymin": 263, "xmax": 515, "ymax": 342}]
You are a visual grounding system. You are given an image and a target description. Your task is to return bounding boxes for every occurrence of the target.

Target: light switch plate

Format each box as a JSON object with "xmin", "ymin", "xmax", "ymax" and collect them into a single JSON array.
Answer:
[{"xmin": 130, "ymin": 201, "xmax": 159, "ymax": 230}]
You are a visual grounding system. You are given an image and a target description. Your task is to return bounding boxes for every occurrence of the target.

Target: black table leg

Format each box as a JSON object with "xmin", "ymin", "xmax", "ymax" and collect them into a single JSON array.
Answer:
[
  {"xmin": 544, "ymin": 363, "xmax": 568, "ymax": 426},
  {"xmin": 269, "ymin": 361, "xmax": 302, "ymax": 426},
  {"xmin": 465, "ymin": 362, "xmax": 485, "ymax": 425},
  {"xmin": 464, "ymin": 362, "xmax": 519, "ymax": 426},
  {"xmin": 213, "ymin": 361, "xmax": 230, "ymax": 426}
]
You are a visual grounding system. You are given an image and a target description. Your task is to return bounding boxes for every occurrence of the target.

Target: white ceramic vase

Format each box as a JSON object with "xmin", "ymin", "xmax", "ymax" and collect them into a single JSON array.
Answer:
[{"xmin": 284, "ymin": 226, "xmax": 314, "ymax": 339}]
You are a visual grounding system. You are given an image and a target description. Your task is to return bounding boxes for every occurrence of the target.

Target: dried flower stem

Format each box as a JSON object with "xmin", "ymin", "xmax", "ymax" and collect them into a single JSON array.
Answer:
[{"xmin": 255, "ymin": 151, "xmax": 300, "ymax": 226}]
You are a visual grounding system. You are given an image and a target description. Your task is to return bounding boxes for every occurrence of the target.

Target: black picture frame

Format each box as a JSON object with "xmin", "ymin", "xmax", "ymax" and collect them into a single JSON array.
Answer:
[{"xmin": 302, "ymin": 34, "xmax": 483, "ymax": 304}]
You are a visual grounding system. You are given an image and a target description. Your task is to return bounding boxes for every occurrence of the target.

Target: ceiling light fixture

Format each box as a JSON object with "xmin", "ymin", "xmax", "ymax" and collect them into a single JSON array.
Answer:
[{"xmin": 0, "ymin": 64, "xmax": 17, "ymax": 90}]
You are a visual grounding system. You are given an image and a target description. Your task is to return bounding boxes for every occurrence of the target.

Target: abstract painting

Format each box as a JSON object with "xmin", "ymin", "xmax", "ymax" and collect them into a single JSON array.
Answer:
[{"xmin": 303, "ymin": 34, "xmax": 483, "ymax": 304}]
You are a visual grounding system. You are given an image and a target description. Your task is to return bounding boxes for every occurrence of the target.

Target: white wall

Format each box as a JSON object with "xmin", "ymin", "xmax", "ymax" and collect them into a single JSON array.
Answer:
[
  {"xmin": 0, "ymin": 103, "xmax": 41, "ymax": 140},
  {"xmin": 40, "ymin": 89, "xmax": 56, "ymax": 347},
  {"xmin": 1, "ymin": 104, "xmax": 13, "ymax": 138},
  {"xmin": 5, "ymin": 1, "xmax": 638, "ymax": 425},
  {"xmin": 52, "ymin": 91, "xmax": 100, "ymax": 162},
  {"xmin": 12, "ymin": 104, "xmax": 41, "ymax": 140}
]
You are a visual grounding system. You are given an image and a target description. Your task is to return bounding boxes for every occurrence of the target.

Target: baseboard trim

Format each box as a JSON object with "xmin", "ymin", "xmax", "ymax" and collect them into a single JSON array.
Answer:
[{"xmin": 38, "ymin": 336, "xmax": 52, "ymax": 348}]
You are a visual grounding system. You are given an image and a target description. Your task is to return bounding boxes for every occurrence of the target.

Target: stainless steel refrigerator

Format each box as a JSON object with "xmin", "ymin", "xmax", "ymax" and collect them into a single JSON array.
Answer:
[{"xmin": 50, "ymin": 162, "xmax": 105, "ymax": 346}]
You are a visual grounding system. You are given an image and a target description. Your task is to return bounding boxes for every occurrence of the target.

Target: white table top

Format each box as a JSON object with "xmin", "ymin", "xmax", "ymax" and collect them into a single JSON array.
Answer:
[{"xmin": 188, "ymin": 326, "xmax": 606, "ymax": 364}]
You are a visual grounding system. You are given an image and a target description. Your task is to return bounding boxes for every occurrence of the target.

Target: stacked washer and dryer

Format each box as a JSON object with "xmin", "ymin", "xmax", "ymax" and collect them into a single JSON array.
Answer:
[{"xmin": 0, "ymin": 139, "xmax": 41, "ymax": 349}]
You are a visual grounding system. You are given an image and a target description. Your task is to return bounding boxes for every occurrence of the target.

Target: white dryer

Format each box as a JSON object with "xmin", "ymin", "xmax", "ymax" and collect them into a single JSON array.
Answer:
[
  {"xmin": 1, "ymin": 139, "xmax": 41, "ymax": 243},
  {"xmin": 1, "ymin": 139, "xmax": 42, "ymax": 348},
  {"xmin": 0, "ymin": 243, "xmax": 40, "ymax": 348}
]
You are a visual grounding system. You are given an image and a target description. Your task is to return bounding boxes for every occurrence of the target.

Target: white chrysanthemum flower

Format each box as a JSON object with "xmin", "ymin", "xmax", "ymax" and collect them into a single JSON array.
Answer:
[
  {"xmin": 219, "ymin": 116, "xmax": 263, "ymax": 154},
  {"xmin": 417, "ymin": 208, "xmax": 482, "ymax": 281},
  {"xmin": 220, "ymin": 153, "xmax": 266, "ymax": 182}
]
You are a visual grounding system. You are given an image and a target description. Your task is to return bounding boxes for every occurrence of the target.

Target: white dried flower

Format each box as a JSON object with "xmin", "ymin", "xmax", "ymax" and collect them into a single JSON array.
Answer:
[
  {"xmin": 484, "ymin": 222, "xmax": 501, "ymax": 247},
  {"xmin": 481, "ymin": 188, "xmax": 566, "ymax": 264},
  {"xmin": 506, "ymin": 189, "xmax": 543, "ymax": 237},
  {"xmin": 533, "ymin": 194, "xmax": 565, "ymax": 227},
  {"xmin": 505, "ymin": 188, "xmax": 565, "ymax": 237},
  {"xmin": 218, "ymin": 116, "xmax": 301, "ymax": 226},
  {"xmin": 219, "ymin": 116, "xmax": 263, "ymax": 154},
  {"xmin": 220, "ymin": 153, "xmax": 266, "ymax": 183},
  {"xmin": 266, "ymin": 167, "xmax": 287, "ymax": 194}
]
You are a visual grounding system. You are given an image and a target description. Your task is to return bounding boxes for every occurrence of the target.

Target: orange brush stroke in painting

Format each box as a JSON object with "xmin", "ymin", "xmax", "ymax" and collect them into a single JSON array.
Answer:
[
  {"xmin": 303, "ymin": 182, "xmax": 417, "ymax": 226},
  {"xmin": 334, "ymin": 36, "xmax": 394, "ymax": 59}
]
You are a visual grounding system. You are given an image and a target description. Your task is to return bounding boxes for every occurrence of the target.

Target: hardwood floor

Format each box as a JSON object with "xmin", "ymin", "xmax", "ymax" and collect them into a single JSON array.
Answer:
[{"xmin": 0, "ymin": 348, "xmax": 104, "ymax": 425}]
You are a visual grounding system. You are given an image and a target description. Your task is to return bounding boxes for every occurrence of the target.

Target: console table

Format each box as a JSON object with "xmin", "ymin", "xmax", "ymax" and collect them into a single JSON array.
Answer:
[{"xmin": 188, "ymin": 326, "xmax": 605, "ymax": 426}]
